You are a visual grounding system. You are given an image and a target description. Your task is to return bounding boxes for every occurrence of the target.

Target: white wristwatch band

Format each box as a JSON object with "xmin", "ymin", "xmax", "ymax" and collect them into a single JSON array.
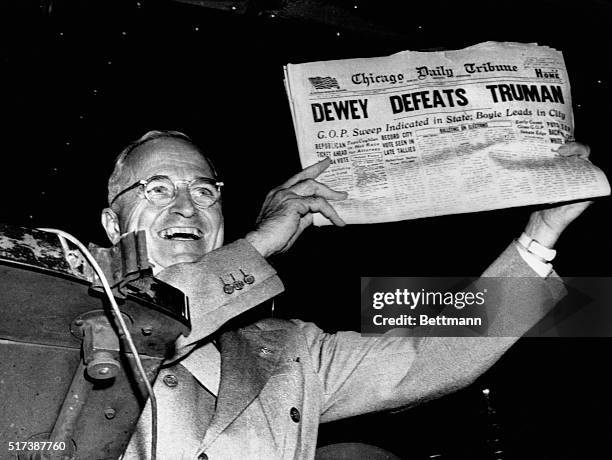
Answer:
[{"xmin": 517, "ymin": 232, "xmax": 557, "ymax": 262}]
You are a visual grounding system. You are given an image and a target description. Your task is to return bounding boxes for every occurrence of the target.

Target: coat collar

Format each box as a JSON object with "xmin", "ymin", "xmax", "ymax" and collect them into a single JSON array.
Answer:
[{"xmin": 201, "ymin": 324, "xmax": 290, "ymax": 447}]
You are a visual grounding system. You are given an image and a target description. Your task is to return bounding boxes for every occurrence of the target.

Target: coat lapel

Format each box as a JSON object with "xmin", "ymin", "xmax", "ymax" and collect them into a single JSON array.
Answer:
[{"xmin": 202, "ymin": 326, "xmax": 289, "ymax": 447}]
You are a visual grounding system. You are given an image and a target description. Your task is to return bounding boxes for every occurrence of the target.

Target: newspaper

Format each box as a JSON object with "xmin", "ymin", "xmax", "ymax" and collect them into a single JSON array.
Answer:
[{"xmin": 284, "ymin": 42, "xmax": 610, "ymax": 225}]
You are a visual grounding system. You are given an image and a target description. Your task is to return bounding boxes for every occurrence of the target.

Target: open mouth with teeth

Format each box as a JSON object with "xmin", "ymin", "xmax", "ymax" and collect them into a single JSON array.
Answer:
[{"xmin": 158, "ymin": 227, "xmax": 203, "ymax": 241}]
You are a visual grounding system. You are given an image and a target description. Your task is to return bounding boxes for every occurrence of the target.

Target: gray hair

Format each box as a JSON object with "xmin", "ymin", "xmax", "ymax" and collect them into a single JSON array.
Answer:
[{"xmin": 106, "ymin": 130, "xmax": 218, "ymax": 206}]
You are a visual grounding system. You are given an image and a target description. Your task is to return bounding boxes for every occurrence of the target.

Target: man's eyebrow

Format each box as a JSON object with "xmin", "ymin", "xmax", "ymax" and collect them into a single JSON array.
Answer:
[{"xmin": 145, "ymin": 174, "xmax": 219, "ymax": 181}]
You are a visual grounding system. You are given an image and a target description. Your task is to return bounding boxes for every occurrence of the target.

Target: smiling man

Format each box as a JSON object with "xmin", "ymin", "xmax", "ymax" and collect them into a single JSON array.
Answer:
[
  {"xmin": 102, "ymin": 131, "xmax": 225, "ymax": 270},
  {"xmin": 103, "ymin": 130, "xmax": 591, "ymax": 460}
]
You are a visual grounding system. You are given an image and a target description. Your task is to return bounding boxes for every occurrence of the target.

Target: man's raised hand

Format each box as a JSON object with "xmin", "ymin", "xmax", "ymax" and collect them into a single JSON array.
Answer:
[
  {"xmin": 246, "ymin": 157, "xmax": 348, "ymax": 258},
  {"xmin": 524, "ymin": 142, "xmax": 593, "ymax": 247}
]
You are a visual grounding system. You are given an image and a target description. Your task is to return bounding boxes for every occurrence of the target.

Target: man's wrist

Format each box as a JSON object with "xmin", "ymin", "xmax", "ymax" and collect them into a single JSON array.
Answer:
[
  {"xmin": 245, "ymin": 231, "xmax": 271, "ymax": 258},
  {"xmin": 524, "ymin": 213, "xmax": 560, "ymax": 248}
]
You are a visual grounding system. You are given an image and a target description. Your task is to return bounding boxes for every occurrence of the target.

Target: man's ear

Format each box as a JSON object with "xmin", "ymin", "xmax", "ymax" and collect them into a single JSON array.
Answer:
[{"xmin": 101, "ymin": 208, "xmax": 121, "ymax": 245}]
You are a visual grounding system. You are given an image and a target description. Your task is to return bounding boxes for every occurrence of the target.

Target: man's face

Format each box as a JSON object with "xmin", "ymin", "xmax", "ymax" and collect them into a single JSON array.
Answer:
[{"xmin": 109, "ymin": 137, "xmax": 224, "ymax": 271}]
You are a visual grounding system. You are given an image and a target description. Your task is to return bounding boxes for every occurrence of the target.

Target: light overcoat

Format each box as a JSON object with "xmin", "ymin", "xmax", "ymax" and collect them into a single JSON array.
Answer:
[{"xmin": 124, "ymin": 240, "xmax": 564, "ymax": 459}]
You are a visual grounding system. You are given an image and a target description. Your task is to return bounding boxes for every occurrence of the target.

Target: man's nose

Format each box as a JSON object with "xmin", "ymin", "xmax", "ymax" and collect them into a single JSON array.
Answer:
[{"xmin": 169, "ymin": 187, "xmax": 196, "ymax": 217}]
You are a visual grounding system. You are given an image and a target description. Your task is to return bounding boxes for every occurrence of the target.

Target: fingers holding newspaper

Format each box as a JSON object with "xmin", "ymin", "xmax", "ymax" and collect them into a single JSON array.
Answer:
[
  {"xmin": 523, "ymin": 142, "xmax": 593, "ymax": 248},
  {"xmin": 245, "ymin": 142, "xmax": 593, "ymax": 257},
  {"xmin": 246, "ymin": 157, "xmax": 348, "ymax": 258}
]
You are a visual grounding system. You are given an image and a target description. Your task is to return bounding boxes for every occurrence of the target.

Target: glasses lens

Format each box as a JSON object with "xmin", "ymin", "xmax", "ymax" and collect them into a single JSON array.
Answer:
[
  {"xmin": 190, "ymin": 179, "xmax": 220, "ymax": 207},
  {"xmin": 145, "ymin": 176, "xmax": 175, "ymax": 205}
]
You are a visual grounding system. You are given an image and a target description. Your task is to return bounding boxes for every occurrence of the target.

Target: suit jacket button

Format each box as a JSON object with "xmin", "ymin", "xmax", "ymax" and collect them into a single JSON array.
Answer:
[
  {"xmin": 240, "ymin": 269, "xmax": 255, "ymax": 284},
  {"xmin": 223, "ymin": 283, "xmax": 234, "ymax": 294},
  {"xmin": 197, "ymin": 453, "xmax": 208, "ymax": 460},
  {"xmin": 163, "ymin": 374, "xmax": 178, "ymax": 387},
  {"xmin": 290, "ymin": 407, "xmax": 300, "ymax": 423},
  {"xmin": 233, "ymin": 280, "xmax": 245, "ymax": 290}
]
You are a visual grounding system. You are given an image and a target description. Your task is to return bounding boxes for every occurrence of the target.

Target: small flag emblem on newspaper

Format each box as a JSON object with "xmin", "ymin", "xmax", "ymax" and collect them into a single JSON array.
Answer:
[{"xmin": 308, "ymin": 76, "xmax": 340, "ymax": 90}]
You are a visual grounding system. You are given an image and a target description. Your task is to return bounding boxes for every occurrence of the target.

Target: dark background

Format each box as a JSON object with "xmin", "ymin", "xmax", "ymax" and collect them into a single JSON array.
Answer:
[{"xmin": 2, "ymin": 0, "xmax": 611, "ymax": 458}]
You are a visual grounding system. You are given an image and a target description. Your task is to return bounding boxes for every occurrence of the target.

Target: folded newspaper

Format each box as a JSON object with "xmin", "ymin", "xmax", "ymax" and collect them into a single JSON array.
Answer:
[{"xmin": 284, "ymin": 42, "xmax": 610, "ymax": 225}]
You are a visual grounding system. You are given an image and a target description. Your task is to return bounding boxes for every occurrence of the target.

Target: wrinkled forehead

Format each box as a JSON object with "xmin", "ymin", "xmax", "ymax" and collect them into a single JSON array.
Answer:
[{"xmin": 122, "ymin": 138, "xmax": 215, "ymax": 185}]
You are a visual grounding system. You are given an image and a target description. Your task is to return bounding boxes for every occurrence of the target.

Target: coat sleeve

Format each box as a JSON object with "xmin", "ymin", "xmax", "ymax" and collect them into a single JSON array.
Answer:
[
  {"xmin": 157, "ymin": 239, "xmax": 284, "ymax": 350},
  {"xmin": 294, "ymin": 243, "xmax": 566, "ymax": 423}
]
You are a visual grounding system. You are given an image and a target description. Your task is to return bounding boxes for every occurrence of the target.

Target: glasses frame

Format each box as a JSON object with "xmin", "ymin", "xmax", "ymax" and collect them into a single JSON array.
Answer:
[{"xmin": 110, "ymin": 174, "xmax": 224, "ymax": 209}]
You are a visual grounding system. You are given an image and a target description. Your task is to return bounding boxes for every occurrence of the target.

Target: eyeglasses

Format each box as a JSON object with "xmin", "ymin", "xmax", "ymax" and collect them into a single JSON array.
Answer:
[{"xmin": 110, "ymin": 175, "xmax": 224, "ymax": 208}]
